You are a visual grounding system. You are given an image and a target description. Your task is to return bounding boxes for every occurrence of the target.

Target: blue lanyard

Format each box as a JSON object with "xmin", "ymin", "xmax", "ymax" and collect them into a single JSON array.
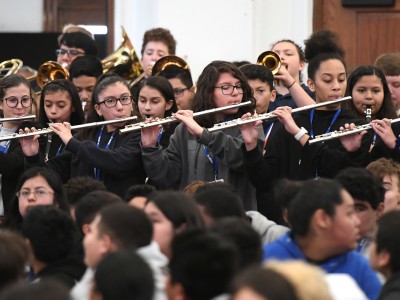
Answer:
[
  {"xmin": 94, "ymin": 126, "xmax": 117, "ymax": 180},
  {"xmin": 309, "ymin": 108, "xmax": 341, "ymax": 138},
  {"xmin": 263, "ymin": 122, "xmax": 275, "ymax": 151},
  {"xmin": 157, "ymin": 127, "xmax": 164, "ymax": 142},
  {"xmin": 0, "ymin": 141, "xmax": 10, "ymax": 153},
  {"xmin": 202, "ymin": 145, "xmax": 218, "ymax": 181},
  {"xmin": 56, "ymin": 144, "xmax": 63, "ymax": 156}
]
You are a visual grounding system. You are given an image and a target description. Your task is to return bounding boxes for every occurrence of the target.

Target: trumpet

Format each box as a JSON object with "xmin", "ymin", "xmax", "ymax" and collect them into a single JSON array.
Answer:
[
  {"xmin": 256, "ymin": 51, "xmax": 282, "ymax": 75},
  {"xmin": 0, "ymin": 116, "xmax": 138, "ymax": 142},
  {"xmin": 308, "ymin": 117, "xmax": 400, "ymax": 144},
  {"xmin": 208, "ymin": 97, "xmax": 352, "ymax": 132},
  {"xmin": 0, "ymin": 115, "xmax": 36, "ymax": 123},
  {"xmin": 120, "ymin": 101, "xmax": 252, "ymax": 133}
]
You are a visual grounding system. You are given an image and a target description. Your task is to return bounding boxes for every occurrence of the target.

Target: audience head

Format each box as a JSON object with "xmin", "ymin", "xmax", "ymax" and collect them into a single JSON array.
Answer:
[
  {"xmin": 239, "ymin": 64, "xmax": 276, "ymax": 114},
  {"xmin": 0, "ymin": 231, "xmax": 28, "ymax": 292},
  {"xmin": 22, "ymin": 206, "xmax": 77, "ymax": 265},
  {"xmin": 124, "ymin": 184, "xmax": 156, "ymax": 209},
  {"xmin": 75, "ymin": 191, "xmax": 122, "ymax": 235},
  {"xmin": 83, "ymin": 203, "xmax": 152, "ymax": 268},
  {"xmin": 0, "ymin": 280, "xmax": 70, "ymax": 300},
  {"xmin": 167, "ymin": 229, "xmax": 239, "ymax": 300},
  {"xmin": 335, "ymin": 167, "xmax": 384, "ymax": 239},
  {"xmin": 288, "ymin": 179, "xmax": 360, "ymax": 256},
  {"xmin": 375, "ymin": 52, "xmax": 400, "ymax": 110},
  {"xmin": 9, "ymin": 167, "xmax": 69, "ymax": 230},
  {"xmin": 370, "ymin": 210, "xmax": 400, "ymax": 278},
  {"xmin": 144, "ymin": 191, "xmax": 204, "ymax": 258},
  {"xmin": 210, "ymin": 217, "xmax": 262, "ymax": 270},
  {"xmin": 57, "ymin": 31, "xmax": 98, "ymax": 68},
  {"xmin": 91, "ymin": 250, "xmax": 154, "ymax": 300},
  {"xmin": 64, "ymin": 176, "xmax": 106, "ymax": 209},
  {"xmin": 367, "ymin": 158, "xmax": 400, "ymax": 215}
]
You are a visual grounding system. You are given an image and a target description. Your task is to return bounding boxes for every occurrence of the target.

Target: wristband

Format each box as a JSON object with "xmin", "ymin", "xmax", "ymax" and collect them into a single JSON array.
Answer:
[
  {"xmin": 287, "ymin": 81, "xmax": 296, "ymax": 89},
  {"xmin": 294, "ymin": 127, "xmax": 308, "ymax": 141}
]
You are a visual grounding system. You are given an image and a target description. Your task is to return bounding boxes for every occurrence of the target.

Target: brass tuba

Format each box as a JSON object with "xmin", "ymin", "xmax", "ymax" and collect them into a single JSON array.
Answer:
[
  {"xmin": 151, "ymin": 55, "xmax": 190, "ymax": 76},
  {"xmin": 256, "ymin": 51, "xmax": 282, "ymax": 74},
  {"xmin": 0, "ymin": 59, "xmax": 23, "ymax": 78},
  {"xmin": 102, "ymin": 27, "xmax": 143, "ymax": 79}
]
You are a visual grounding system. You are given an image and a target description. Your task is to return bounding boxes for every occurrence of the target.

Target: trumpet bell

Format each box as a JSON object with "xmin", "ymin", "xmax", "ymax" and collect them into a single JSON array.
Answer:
[
  {"xmin": 0, "ymin": 59, "xmax": 23, "ymax": 78},
  {"xmin": 36, "ymin": 61, "xmax": 70, "ymax": 89},
  {"xmin": 151, "ymin": 55, "xmax": 190, "ymax": 76},
  {"xmin": 102, "ymin": 27, "xmax": 143, "ymax": 79},
  {"xmin": 256, "ymin": 51, "xmax": 281, "ymax": 75}
]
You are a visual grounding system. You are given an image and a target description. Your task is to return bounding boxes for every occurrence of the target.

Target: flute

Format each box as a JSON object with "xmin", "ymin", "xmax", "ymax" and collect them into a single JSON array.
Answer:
[
  {"xmin": 0, "ymin": 116, "xmax": 138, "ymax": 142},
  {"xmin": 0, "ymin": 115, "xmax": 36, "ymax": 123},
  {"xmin": 119, "ymin": 101, "xmax": 252, "ymax": 133},
  {"xmin": 208, "ymin": 96, "xmax": 352, "ymax": 132},
  {"xmin": 308, "ymin": 118, "xmax": 400, "ymax": 144}
]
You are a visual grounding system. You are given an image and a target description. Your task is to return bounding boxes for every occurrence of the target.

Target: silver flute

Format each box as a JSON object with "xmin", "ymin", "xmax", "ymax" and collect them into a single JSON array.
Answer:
[
  {"xmin": 0, "ymin": 116, "xmax": 138, "ymax": 142},
  {"xmin": 119, "ymin": 101, "xmax": 252, "ymax": 133},
  {"xmin": 308, "ymin": 118, "xmax": 400, "ymax": 144},
  {"xmin": 208, "ymin": 96, "xmax": 352, "ymax": 132},
  {"xmin": 0, "ymin": 115, "xmax": 36, "ymax": 123}
]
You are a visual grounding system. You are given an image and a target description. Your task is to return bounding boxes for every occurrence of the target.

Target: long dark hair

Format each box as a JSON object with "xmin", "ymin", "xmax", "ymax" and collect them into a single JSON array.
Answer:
[
  {"xmin": 7, "ymin": 167, "xmax": 69, "ymax": 230},
  {"xmin": 344, "ymin": 65, "xmax": 397, "ymax": 120},
  {"xmin": 39, "ymin": 79, "xmax": 85, "ymax": 126},
  {"xmin": 191, "ymin": 61, "xmax": 255, "ymax": 128}
]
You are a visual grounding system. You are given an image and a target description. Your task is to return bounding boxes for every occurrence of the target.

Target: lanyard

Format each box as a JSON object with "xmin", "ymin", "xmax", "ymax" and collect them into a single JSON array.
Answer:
[
  {"xmin": 369, "ymin": 132, "xmax": 377, "ymax": 153},
  {"xmin": 263, "ymin": 122, "xmax": 275, "ymax": 151},
  {"xmin": 0, "ymin": 141, "xmax": 10, "ymax": 153},
  {"xmin": 157, "ymin": 127, "xmax": 164, "ymax": 143},
  {"xmin": 309, "ymin": 108, "xmax": 341, "ymax": 138},
  {"xmin": 202, "ymin": 145, "xmax": 218, "ymax": 181},
  {"xmin": 94, "ymin": 125, "xmax": 117, "ymax": 180}
]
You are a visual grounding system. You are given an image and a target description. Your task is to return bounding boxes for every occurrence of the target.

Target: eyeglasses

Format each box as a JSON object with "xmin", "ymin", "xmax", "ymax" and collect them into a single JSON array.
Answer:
[
  {"xmin": 17, "ymin": 188, "xmax": 54, "ymax": 198},
  {"xmin": 3, "ymin": 96, "xmax": 32, "ymax": 108},
  {"xmin": 97, "ymin": 95, "xmax": 133, "ymax": 108},
  {"xmin": 55, "ymin": 49, "xmax": 85, "ymax": 56},
  {"xmin": 214, "ymin": 84, "xmax": 244, "ymax": 95},
  {"xmin": 173, "ymin": 88, "xmax": 189, "ymax": 97}
]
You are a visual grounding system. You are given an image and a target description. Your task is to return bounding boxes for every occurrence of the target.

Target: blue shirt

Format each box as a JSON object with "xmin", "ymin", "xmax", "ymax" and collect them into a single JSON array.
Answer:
[{"xmin": 263, "ymin": 232, "xmax": 381, "ymax": 300}]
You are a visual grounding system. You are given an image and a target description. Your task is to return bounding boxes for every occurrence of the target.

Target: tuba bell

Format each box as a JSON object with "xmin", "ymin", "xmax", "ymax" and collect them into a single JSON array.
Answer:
[
  {"xmin": 151, "ymin": 55, "xmax": 190, "ymax": 76},
  {"xmin": 35, "ymin": 61, "xmax": 70, "ymax": 89},
  {"xmin": 102, "ymin": 26, "xmax": 143, "ymax": 80},
  {"xmin": 0, "ymin": 59, "xmax": 23, "ymax": 78},
  {"xmin": 256, "ymin": 51, "xmax": 282, "ymax": 75}
]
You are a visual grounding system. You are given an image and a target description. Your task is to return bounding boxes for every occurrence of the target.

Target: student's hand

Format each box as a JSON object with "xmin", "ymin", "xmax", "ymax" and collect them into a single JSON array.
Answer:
[
  {"xmin": 174, "ymin": 110, "xmax": 204, "ymax": 138},
  {"xmin": 141, "ymin": 118, "xmax": 162, "ymax": 148},
  {"xmin": 272, "ymin": 106, "xmax": 300, "ymax": 136},
  {"xmin": 274, "ymin": 65, "xmax": 295, "ymax": 88},
  {"xmin": 240, "ymin": 112, "xmax": 261, "ymax": 151},
  {"xmin": 339, "ymin": 123, "xmax": 367, "ymax": 152},
  {"xmin": 19, "ymin": 127, "xmax": 40, "ymax": 156},
  {"xmin": 49, "ymin": 122, "xmax": 73, "ymax": 145},
  {"xmin": 370, "ymin": 119, "xmax": 396, "ymax": 149}
]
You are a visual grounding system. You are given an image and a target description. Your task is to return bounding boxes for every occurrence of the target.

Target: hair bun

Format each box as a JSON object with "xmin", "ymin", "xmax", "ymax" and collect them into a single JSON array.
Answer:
[{"xmin": 304, "ymin": 30, "xmax": 345, "ymax": 62}]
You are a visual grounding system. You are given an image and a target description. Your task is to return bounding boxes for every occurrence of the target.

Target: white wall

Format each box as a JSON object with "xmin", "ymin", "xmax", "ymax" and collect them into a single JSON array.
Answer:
[{"xmin": 0, "ymin": 0, "xmax": 313, "ymax": 81}]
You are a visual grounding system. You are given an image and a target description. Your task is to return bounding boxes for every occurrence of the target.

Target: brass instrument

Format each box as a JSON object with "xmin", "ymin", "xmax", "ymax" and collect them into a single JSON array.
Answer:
[
  {"xmin": 151, "ymin": 55, "xmax": 190, "ymax": 76},
  {"xmin": 34, "ymin": 61, "xmax": 70, "ymax": 89},
  {"xmin": 0, "ymin": 115, "xmax": 36, "ymax": 123},
  {"xmin": 102, "ymin": 27, "xmax": 143, "ymax": 80},
  {"xmin": 308, "ymin": 117, "xmax": 400, "ymax": 144},
  {"xmin": 208, "ymin": 97, "xmax": 352, "ymax": 132},
  {"xmin": 0, "ymin": 116, "xmax": 138, "ymax": 142},
  {"xmin": 120, "ymin": 101, "xmax": 252, "ymax": 133},
  {"xmin": 256, "ymin": 51, "xmax": 282, "ymax": 75},
  {"xmin": 0, "ymin": 59, "xmax": 23, "ymax": 78}
]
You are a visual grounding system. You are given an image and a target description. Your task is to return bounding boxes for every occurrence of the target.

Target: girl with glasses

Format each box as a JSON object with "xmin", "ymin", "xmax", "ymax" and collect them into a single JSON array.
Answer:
[
  {"xmin": 21, "ymin": 73, "xmax": 146, "ymax": 198},
  {"xmin": 7, "ymin": 166, "xmax": 69, "ymax": 230},
  {"xmin": 141, "ymin": 61, "xmax": 259, "ymax": 210},
  {"xmin": 134, "ymin": 76, "xmax": 178, "ymax": 148},
  {"xmin": 0, "ymin": 74, "xmax": 41, "ymax": 225},
  {"xmin": 38, "ymin": 79, "xmax": 85, "ymax": 160}
]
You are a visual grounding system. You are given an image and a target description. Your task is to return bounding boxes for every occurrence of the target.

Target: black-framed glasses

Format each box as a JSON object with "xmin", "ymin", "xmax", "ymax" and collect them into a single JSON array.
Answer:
[
  {"xmin": 3, "ymin": 96, "xmax": 32, "ymax": 108},
  {"xmin": 16, "ymin": 188, "xmax": 54, "ymax": 198},
  {"xmin": 55, "ymin": 49, "xmax": 85, "ymax": 56},
  {"xmin": 97, "ymin": 95, "xmax": 133, "ymax": 108},
  {"xmin": 214, "ymin": 84, "xmax": 244, "ymax": 95},
  {"xmin": 173, "ymin": 88, "xmax": 189, "ymax": 97}
]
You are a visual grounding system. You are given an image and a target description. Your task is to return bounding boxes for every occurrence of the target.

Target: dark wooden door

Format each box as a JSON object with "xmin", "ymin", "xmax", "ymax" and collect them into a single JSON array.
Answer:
[{"xmin": 313, "ymin": 0, "xmax": 400, "ymax": 71}]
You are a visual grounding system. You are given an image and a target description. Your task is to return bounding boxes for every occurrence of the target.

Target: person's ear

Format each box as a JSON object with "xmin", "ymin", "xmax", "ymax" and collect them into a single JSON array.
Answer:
[
  {"xmin": 165, "ymin": 276, "xmax": 187, "ymax": 300},
  {"xmin": 313, "ymin": 208, "xmax": 332, "ymax": 231},
  {"xmin": 376, "ymin": 249, "xmax": 391, "ymax": 269},
  {"xmin": 94, "ymin": 104, "xmax": 102, "ymax": 117},
  {"xmin": 165, "ymin": 100, "xmax": 174, "ymax": 111},
  {"xmin": 307, "ymin": 78, "xmax": 316, "ymax": 92},
  {"xmin": 376, "ymin": 202, "xmax": 385, "ymax": 218},
  {"xmin": 270, "ymin": 89, "xmax": 277, "ymax": 103},
  {"xmin": 82, "ymin": 224, "xmax": 91, "ymax": 235}
]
